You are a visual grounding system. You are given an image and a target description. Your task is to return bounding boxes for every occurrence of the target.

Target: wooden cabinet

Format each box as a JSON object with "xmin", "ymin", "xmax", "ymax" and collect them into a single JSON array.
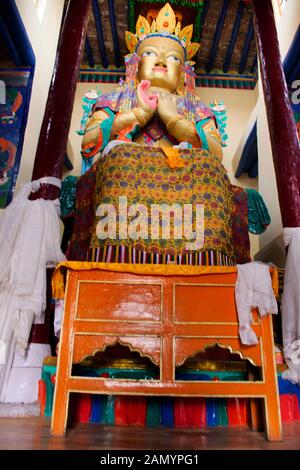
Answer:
[{"xmin": 51, "ymin": 265, "xmax": 282, "ymax": 441}]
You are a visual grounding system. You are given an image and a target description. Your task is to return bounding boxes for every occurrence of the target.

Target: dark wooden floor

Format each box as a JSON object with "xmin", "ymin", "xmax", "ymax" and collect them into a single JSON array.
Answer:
[{"xmin": 0, "ymin": 417, "xmax": 300, "ymax": 450}]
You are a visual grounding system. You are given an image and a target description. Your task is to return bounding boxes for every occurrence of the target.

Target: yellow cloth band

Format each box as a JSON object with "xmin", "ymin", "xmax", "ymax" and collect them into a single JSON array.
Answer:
[
  {"xmin": 52, "ymin": 261, "xmax": 278, "ymax": 300},
  {"xmin": 52, "ymin": 261, "xmax": 237, "ymax": 299}
]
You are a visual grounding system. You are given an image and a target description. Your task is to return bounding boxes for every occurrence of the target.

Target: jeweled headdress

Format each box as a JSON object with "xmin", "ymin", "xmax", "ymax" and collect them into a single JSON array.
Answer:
[{"xmin": 125, "ymin": 3, "xmax": 200, "ymax": 61}]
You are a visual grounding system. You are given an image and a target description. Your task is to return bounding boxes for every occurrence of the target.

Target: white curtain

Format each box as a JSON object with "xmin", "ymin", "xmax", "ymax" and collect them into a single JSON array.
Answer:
[
  {"xmin": 0, "ymin": 178, "xmax": 65, "ymax": 400},
  {"xmin": 281, "ymin": 228, "xmax": 300, "ymax": 385}
]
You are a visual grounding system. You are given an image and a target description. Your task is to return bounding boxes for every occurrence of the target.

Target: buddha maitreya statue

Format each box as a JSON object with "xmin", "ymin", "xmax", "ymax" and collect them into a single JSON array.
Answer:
[
  {"xmin": 68, "ymin": 3, "xmax": 251, "ymax": 266},
  {"xmin": 82, "ymin": 4, "xmax": 222, "ymax": 161}
]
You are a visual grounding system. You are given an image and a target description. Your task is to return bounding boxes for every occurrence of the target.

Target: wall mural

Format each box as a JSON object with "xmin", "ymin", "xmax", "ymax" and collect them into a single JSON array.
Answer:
[
  {"xmin": 291, "ymin": 80, "xmax": 300, "ymax": 143},
  {"xmin": 0, "ymin": 68, "xmax": 32, "ymax": 208}
]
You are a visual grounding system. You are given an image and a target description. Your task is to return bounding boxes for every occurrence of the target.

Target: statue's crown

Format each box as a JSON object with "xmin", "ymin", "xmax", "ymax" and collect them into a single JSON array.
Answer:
[{"xmin": 125, "ymin": 2, "xmax": 200, "ymax": 60}]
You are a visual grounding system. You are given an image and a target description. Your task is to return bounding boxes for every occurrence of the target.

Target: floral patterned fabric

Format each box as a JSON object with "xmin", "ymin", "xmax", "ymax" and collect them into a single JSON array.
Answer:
[
  {"xmin": 67, "ymin": 147, "xmax": 251, "ymax": 265},
  {"xmin": 88, "ymin": 144, "xmax": 235, "ymax": 261}
]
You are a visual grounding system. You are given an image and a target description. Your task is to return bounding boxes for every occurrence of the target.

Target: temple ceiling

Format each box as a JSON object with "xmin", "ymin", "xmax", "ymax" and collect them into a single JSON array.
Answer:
[{"xmin": 79, "ymin": 0, "xmax": 258, "ymax": 88}]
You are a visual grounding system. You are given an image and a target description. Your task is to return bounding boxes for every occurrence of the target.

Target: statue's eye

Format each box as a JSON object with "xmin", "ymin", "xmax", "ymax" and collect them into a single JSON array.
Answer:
[
  {"xmin": 167, "ymin": 55, "xmax": 181, "ymax": 63},
  {"xmin": 141, "ymin": 51, "xmax": 157, "ymax": 57}
]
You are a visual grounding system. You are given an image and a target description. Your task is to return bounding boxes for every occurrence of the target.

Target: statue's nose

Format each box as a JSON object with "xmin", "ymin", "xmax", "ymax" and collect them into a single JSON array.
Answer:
[{"xmin": 156, "ymin": 53, "xmax": 167, "ymax": 67}]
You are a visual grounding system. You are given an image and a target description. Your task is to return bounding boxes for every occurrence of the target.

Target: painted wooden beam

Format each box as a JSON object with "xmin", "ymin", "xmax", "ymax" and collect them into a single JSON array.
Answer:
[
  {"xmin": 206, "ymin": 0, "xmax": 230, "ymax": 73},
  {"xmin": 250, "ymin": 55, "xmax": 257, "ymax": 75},
  {"xmin": 31, "ymin": 0, "xmax": 92, "ymax": 199},
  {"xmin": 223, "ymin": 1, "xmax": 245, "ymax": 73},
  {"xmin": 198, "ymin": 0, "xmax": 210, "ymax": 42},
  {"xmin": 0, "ymin": 14, "xmax": 22, "ymax": 66},
  {"xmin": 85, "ymin": 35, "xmax": 95, "ymax": 69},
  {"xmin": 108, "ymin": 0, "xmax": 121, "ymax": 68},
  {"xmin": 0, "ymin": 0, "xmax": 35, "ymax": 66},
  {"xmin": 238, "ymin": 17, "xmax": 254, "ymax": 74},
  {"xmin": 92, "ymin": 0, "xmax": 109, "ymax": 69}
]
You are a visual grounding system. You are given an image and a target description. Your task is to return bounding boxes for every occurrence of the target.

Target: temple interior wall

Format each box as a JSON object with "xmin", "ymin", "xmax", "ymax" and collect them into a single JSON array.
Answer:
[{"xmin": 14, "ymin": 0, "xmax": 65, "ymax": 193}]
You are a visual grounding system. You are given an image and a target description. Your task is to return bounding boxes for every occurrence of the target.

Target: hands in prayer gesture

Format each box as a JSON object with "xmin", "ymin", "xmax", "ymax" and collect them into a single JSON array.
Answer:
[{"xmin": 136, "ymin": 79, "xmax": 179, "ymax": 126}]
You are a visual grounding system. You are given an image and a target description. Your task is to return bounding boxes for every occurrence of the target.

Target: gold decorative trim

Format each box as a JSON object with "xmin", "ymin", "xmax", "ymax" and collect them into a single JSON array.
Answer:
[
  {"xmin": 175, "ymin": 340, "xmax": 259, "ymax": 368},
  {"xmin": 174, "ymin": 282, "xmax": 236, "ymax": 287},
  {"xmin": 72, "ymin": 336, "xmax": 161, "ymax": 368},
  {"xmin": 178, "ymin": 359, "xmax": 248, "ymax": 373},
  {"xmin": 47, "ymin": 356, "xmax": 248, "ymax": 372},
  {"xmin": 79, "ymin": 357, "xmax": 156, "ymax": 370}
]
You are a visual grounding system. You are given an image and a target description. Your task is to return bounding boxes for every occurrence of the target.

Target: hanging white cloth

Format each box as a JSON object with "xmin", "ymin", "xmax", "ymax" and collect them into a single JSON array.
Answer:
[
  {"xmin": 235, "ymin": 262, "xmax": 278, "ymax": 345},
  {"xmin": 281, "ymin": 228, "xmax": 300, "ymax": 385},
  {"xmin": 54, "ymin": 298, "xmax": 64, "ymax": 338},
  {"xmin": 0, "ymin": 178, "xmax": 65, "ymax": 399}
]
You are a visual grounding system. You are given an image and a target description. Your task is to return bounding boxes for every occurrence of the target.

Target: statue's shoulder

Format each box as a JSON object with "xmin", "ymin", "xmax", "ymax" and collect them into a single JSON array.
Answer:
[
  {"xmin": 93, "ymin": 89, "xmax": 126, "ymax": 113},
  {"xmin": 177, "ymin": 96, "xmax": 213, "ymax": 121},
  {"xmin": 194, "ymin": 97, "xmax": 215, "ymax": 121}
]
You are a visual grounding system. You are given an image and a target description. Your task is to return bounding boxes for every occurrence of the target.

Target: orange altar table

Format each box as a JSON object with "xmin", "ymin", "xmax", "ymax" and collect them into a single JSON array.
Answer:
[{"xmin": 51, "ymin": 263, "xmax": 282, "ymax": 441}]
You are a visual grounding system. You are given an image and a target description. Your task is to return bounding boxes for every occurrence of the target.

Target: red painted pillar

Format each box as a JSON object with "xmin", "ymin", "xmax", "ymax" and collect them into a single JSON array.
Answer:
[
  {"xmin": 29, "ymin": 2, "xmax": 91, "ymax": 355},
  {"xmin": 31, "ymin": 0, "xmax": 92, "ymax": 200},
  {"xmin": 252, "ymin": 0, "xmax": 300, "ymax": 227}
]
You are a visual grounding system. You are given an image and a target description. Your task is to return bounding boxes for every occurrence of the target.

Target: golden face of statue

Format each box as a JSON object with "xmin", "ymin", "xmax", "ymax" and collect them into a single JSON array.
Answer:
[{"xmin": 137, "ymin": 36, "xmax": 184, "ymax": 93}]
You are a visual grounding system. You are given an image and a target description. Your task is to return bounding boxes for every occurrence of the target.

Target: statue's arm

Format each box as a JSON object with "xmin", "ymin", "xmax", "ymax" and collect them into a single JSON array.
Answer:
[
  {"xmin": 168, "ymin": 114, "xmax": 223, "ymax": 158},
  {"xmin": 81, "ymin": 109, "xmax": 113, "ymax": 158},
  {"xmin": 165, "ymin": 117, "xmax": 200, "ymax": 148},
  {"xmin": 82, "ymin": 82, "xmax": 157, "ymax": 156},
  {"xmin": 156, "ymin": 94, "xmax": 222, "ymax": 155},
  {"xmin": 156, "ymin": 94, "xmax": 200, "ymax": 147},
  {"xmin": 110, "ymin": 108, "xmax": 147, "ymax": 137},
  {"xmin": 81, "ymin": 107, "xmax": 145, "ymax": 158}
]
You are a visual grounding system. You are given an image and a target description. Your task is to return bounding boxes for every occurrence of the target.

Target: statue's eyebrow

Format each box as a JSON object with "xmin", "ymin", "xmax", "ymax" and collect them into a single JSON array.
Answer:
[
  {"xmin": 168, "ymin": 49, "xmax": 182, "ymax": 54},
  {"xmin": 141, "ymin": 46, "xmax": 157, "ymax": 51},
  {"xmin": 166, "ymin": 50, "xmax": 183, "ymax": 61}
]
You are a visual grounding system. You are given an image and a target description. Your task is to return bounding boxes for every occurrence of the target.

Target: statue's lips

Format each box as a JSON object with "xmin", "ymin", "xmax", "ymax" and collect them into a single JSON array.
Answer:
[{"xmin": 152, "ymin": 66, "xmax": 167, "ymax": 73}]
